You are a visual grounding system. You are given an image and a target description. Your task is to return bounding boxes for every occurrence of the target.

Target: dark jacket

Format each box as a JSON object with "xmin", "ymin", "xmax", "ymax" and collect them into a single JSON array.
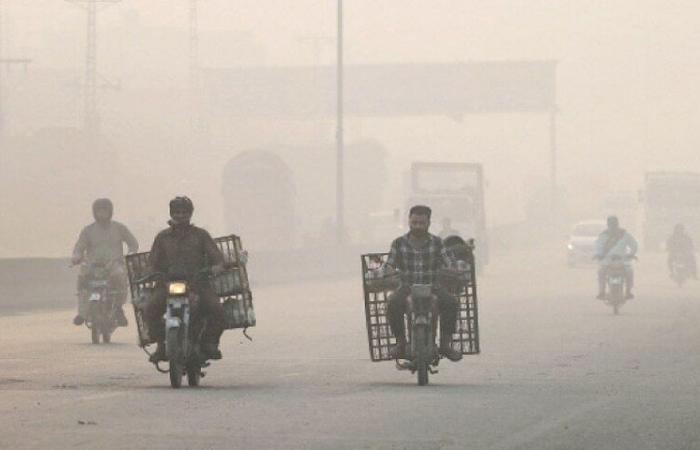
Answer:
[{"xmin": 149, "ymin": 223, "xmax": 224, "ymax": 280}]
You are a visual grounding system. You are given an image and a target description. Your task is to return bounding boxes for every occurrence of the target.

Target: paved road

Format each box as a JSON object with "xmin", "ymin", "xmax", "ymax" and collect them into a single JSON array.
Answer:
[{"xmin": 1, "ymin": 249, "xmax": 699, "ymax": 449}]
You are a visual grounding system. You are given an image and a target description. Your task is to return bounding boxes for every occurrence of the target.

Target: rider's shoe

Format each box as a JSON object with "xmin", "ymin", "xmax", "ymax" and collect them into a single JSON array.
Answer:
[
  {"xmin": 390, "ymin": 340, "xmax": 407, "ymax": 360},
  {"xmin": 73, "ymin": 315, "xmax": 85, "ymax": 326},
  {"xmin": 203, "ymin": 343, "xmax": 222, "ymax": 360},
  {"xmin": 439, "ymin": 345, "xmax": 463, "ymax": 362},
  {"xmin": 149, "ymin": 343, "xmax": 167, "ymax": 363},
  {"xmin": 114, "ymin": 307, "xmax": 128, "ymax": 327},
  {"xmin": 439, "ymin": 336, "xmax": 462, "ymax": 362}
]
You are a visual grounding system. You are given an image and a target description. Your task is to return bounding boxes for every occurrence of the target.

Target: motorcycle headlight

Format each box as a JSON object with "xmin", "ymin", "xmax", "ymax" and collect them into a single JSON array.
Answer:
[
  {"xmin": 567, "ymin": 243, "xmax": 574, "ymax": 250},
  {"xmin": 168, "ymin": 282, "xmax": 188, "ymax": 295}
]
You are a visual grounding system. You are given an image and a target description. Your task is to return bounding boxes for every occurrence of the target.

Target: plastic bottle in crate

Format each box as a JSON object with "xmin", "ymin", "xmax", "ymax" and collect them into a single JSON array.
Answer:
[
  {"xmin": 245, "ymin": 305, "xmax": 256, "ymax": 327},
  {"xmin": 230, "ymin": 297, "xmax": 241, "ymax": 327}
]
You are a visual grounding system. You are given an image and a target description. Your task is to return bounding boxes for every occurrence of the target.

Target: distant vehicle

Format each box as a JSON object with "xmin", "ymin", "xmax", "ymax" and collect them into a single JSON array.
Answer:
[
  {"xmin": 640, "ymin": 171, "xmax": 700, "ymax": 251},
  {"xmin": 567, "ymin": 220, "xmax": 606, "ymax": 267},
  {"xmin": 406, "ymin": 162, "xmax": 488, "ymax": 268}
]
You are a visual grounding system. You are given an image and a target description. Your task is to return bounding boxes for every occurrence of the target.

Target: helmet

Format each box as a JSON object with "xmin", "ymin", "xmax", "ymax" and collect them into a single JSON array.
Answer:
[
  {"xmin": 607, "ymin": 215, "xmax": 619, "ymax": 228},
  {"xmin": 92, "ymin": 198, "xmax": 113, "ymax": 220},
  {"xmin": 169, "ymin": 196, "xmax": 194, "ymax": 215}
]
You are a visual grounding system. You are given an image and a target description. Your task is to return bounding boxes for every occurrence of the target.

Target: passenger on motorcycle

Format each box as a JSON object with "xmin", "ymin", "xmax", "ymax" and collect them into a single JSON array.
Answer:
[
  {"xmin": 667, "ymin": 224, "xmax": 697, "ymax": 279},
  {"xmin": 384, "ymin": 205, "xmax": 463, "ymax": 362},
  {"xmin": 144, "ymin": 196, "xmax": 226, "ymax": 363},
  {"xmin": 595, "ymin": 216, "xmax": 638, "ymax": 300},
  {"xmin": 71, "ymin": 198, "xmax": 139, "ymax": 327}
]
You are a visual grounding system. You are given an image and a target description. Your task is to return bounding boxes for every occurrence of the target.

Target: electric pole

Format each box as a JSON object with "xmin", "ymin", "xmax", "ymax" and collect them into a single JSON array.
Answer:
[
  {"xmin": 336, "ymin": 0, "xmax": 344, "ymax": 244},
  {"xmin": 66, "ymin": 0, "xmax": 121, "ymax": 138},
  {"xmin": 0, "ymin": 1, "xmax": 31, "ymax": 139},
  {"xmin": 189, "ymin": 0, "xmax": 202, "ymax": 133}
]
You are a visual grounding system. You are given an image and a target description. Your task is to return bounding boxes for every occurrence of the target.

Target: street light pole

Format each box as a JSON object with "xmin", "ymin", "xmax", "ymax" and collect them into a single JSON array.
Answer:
[{"xmin": 335, "ymin": 0, "xmax": 345, "ymax": 244}]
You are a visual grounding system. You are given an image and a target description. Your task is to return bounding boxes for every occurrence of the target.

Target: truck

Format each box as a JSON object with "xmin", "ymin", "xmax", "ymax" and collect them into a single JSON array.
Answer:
[
  {"xmin": 406, "ymin": 162, "xmax": 489, "ymax": 267},
  {"xmin": 640, "ymin": 171, "xmax": 700, "ymax": 251}
]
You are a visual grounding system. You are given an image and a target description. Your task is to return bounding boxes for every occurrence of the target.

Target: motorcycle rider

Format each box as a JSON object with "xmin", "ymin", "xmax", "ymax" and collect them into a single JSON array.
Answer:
[
  {"xmin": 595, "ymin": 215, "xmax": 638, "ymax": 300},
  {"xmin": 384, "ymin": 205, "xmax": 462, "ymax": 362},
  {"xmin": 144, "ymin": 196, "xmax": 226, "ymax": 363},
  {"xmin": 667, "ymin": 223, "xmax": 697, "ymax": 279},
  {"xmin": 71, "ymin": 198, "xmax": 138, "ymax": 327}
]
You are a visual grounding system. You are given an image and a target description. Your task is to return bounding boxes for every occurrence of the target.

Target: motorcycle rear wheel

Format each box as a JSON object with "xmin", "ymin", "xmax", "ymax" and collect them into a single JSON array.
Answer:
[{"xmin": 187, "ymin": 365, "xmax": 201, "ymax": 387}]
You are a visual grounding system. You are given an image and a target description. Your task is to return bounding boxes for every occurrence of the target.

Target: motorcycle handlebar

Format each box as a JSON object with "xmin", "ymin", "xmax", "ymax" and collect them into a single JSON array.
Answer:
[{"xmin": 136, "ymin": 263, "xmax": 236, "ymax": 284}]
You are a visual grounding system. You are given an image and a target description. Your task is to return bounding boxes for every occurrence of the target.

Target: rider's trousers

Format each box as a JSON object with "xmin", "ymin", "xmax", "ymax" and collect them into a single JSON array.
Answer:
[{"xmin": 387, "ymin": 286, "xmax": 457, "ymax": 339}]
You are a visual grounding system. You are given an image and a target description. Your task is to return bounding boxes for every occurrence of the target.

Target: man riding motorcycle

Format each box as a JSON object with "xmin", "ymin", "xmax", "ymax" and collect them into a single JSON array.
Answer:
[
  {"xmin": 144, "ymin": 196, "xmax": 226, "ymax": 363},
  {"xmin": 595, "ymin": 216, "xmax": 638, "ymax": 300},
  {"xmin": 384, "ymin": 205, "xmax": 462, "ymax": 362},
  {"xmin": 667, "ymin": 224, "xmax": 697, "ymax": 279},
  {"xmin": 72, "ymin": 198, "xmax": 139, "ymax": 326}
]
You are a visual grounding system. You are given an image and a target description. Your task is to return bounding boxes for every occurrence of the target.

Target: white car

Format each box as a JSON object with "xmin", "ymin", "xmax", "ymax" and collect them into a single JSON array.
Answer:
[{"xmin": 567, "ymin": 220, "xmax": 606, "ymax": 267}]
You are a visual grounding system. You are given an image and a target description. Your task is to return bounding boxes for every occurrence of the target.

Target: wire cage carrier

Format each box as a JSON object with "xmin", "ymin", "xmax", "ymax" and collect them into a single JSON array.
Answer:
[{"xmin": 125, "ymin": 234, "xmax": 255, "ymax": 347}]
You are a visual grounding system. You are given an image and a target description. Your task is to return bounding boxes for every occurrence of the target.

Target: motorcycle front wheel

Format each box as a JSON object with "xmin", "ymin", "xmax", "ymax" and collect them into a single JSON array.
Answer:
[
  {"xmin": 167, "ymin": 328, "xmax": 183, "ymax": 389},
  {"xmin": 91, "ymin": 325, "xmax": 100, "ymax": 344},
  {"xmin": 414, "ymin": 326, "xmax": 429, "ymax": 386},
  {"xmin": 89, "ymin": 304, "xmax": 101, "ymax": 344},
  {"xmin": 609, "ymin": 284, "xmax": 623, "ymax": 315}
]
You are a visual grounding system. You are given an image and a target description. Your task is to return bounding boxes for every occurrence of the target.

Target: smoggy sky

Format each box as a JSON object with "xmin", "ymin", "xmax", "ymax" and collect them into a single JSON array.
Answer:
[{"xmin": 2, "ymin": 1, "xmax": 699, "ymax": 256}]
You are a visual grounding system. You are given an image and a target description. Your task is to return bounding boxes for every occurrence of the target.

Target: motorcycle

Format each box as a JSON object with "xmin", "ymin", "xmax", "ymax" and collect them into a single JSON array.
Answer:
[
  {"xmin": 76, "ymin": 261, "xmax": 120, "ymax": 344},
  {"xmin": 399, "ymin": 283, "xmax": 440, "ymax": 386},
  {"xmin": 602, "ymin": 255, "xmax": 635, "ymax": 315},
  {"xmin": 364, "ymin": 261, "xmax": 475, "ymax": 386},
  {"xmin": 138, "ymin": 266, "xmax": 228, "ymax": 389},
  {"xmin": 670, "ymin": 256, "xmax": 690, "ymax": 287}
]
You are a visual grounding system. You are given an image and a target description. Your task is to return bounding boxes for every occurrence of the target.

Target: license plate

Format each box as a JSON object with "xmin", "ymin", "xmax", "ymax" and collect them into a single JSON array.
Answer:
[
  {"xmin": 89, "ymin": 292, "xmax": 102, "ymax": 301},
  {"xmin": 609, "ymin": 277, "xmax": 623, "ymax": 285}
]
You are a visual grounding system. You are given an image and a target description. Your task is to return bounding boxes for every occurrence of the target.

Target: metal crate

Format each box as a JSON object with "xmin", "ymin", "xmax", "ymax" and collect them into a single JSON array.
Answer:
[
  {"xmin": 361, "ymin": 251, "xmax": 480, "ymax": 362},
  {"xmin": 124, "ymin": 234, "xmax": 255, "ymax": 347},
  {"xmin": 125, "ymin": 251, "xmax": 156, "ymax": 346},
  {"xmin": 212, "ymin": 235, "xmax": 250, "ymax": 296}
]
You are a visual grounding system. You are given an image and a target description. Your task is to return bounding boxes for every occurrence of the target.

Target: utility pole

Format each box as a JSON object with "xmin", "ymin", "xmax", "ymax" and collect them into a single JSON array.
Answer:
[
  {"xmin": 550, "ymin": 108, "xmax": 557, "ymax": 215},
  {"xmin": 66, "ymin": 0, "xmax": 120, "ymax": 138},
  {"xmin": 336, "ymin": 0, "xmax": 344, "ymax": 244},
  {"xmin": 189, "ymin": 0, "xmax": 199, "ymax": 92},
  {"xmin": 189, "ymin": 0, "xmax": 202, "ymax": 133},
  {"xmin": 0, "ymin": 1, "xmax": 31, "ymax": 139}
]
